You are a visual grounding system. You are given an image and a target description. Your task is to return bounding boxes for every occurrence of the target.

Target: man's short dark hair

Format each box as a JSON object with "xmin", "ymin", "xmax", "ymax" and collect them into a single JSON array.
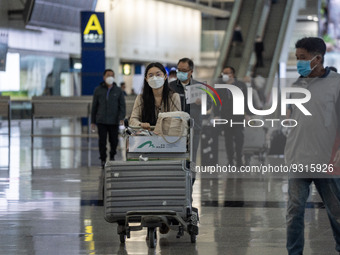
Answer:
[
  {"xmin": 178, "ymin": 58, "xmax": 194, "ymax": 70},
  {"xmin": 224, "ymin": 66, "xmax": 236, "ymax": 75},
  {"xmin": 295, "ymin": 37, "xmax": 326, "ymax": 57},
  {"xmin": 103, "ymin": 69, "xmax": 114, "ymax": 76}
]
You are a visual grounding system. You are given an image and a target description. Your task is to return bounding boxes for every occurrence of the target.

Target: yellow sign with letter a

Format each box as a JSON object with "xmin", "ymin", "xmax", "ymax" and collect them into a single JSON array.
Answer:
[{"xmin": 83, "ymin": 14, "xmax": 104, "ymax": 43}]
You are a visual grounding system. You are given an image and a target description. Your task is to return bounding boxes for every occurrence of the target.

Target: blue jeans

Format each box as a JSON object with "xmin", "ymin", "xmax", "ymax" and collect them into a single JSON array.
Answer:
[{"xmin": 286, "ymin": 178, "xmax": 340, "ymax": 255}]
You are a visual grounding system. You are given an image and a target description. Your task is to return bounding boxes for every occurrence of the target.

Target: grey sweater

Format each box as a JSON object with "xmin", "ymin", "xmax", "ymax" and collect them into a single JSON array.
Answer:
[{"xmin": 285, "ymin": 69, "xmax": 340, "ymax": 166}]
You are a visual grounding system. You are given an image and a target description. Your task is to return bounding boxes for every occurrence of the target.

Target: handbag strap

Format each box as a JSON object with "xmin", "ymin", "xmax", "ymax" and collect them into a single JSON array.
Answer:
[{"xmin": 159, "ymin": 117, "xmax": 185, "ymax": 144}]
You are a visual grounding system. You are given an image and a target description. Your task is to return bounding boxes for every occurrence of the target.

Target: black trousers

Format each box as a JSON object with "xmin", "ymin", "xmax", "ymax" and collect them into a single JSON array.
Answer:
[
  {"xmin": 224, "ymin": 126, "xmax": 244, "ymax": 166},
  {"xmin": 256, "ymin": 52, "xmax": 264, "ymax": 67},
  {"xmin": 97, "ymin": 123, "xmax": 119, "ymax": 161},
  {"xmin": 192, "ymin": 131, "xmax": 200, "ymax": 163},
  {"xmin": 190, "ymin": 129, "xmax": 201, "ymax": 186}
]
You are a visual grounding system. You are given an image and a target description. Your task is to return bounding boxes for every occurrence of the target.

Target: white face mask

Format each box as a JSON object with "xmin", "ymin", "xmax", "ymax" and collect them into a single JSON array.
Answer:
[
  {"xmin": 147, "ymin": 76, "xmax": 165, "ymax": 89},
  {"xmin": 169, "ymin": 77, "xmax": 177, "ymax": 83},
  {"xmin": 105, "ymin": 76, "xmax": 115, "ymax": 85},
  {"xmin": 222, "ymin": 74, "xmax": 229, "ymax": 82}
]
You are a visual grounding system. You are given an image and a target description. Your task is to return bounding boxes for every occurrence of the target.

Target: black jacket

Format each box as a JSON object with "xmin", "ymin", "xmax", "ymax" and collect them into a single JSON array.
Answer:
[
  {"xmin": 91, "ymin": 82, "xmax": 126, "ymax": 125},
  {"xmin": 169, "ymin": 79, "xmax": 212, "ymax": 130},
  {"xmin": 214, "ymin": 78, "xmax": 250, "ymax": 121}
]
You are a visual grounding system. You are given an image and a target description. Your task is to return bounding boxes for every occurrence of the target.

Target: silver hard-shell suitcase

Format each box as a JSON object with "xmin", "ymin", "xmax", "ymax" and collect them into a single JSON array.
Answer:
[{"xmin": 104, "ymin": 160, "xmax": 198, "ymax": 247}]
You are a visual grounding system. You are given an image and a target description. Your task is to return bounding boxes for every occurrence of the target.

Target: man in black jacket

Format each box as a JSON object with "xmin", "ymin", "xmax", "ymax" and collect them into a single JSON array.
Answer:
[
  {"xmin": 215, "ymin": 66, "xmax": 249, "ymax": 167},
  {"xmin": 91, "ymin": 69, "xmax": 126, "ymax": 168}
]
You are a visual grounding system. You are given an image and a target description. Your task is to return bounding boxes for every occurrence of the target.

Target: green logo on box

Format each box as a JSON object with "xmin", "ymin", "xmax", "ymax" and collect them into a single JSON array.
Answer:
[{"xmin": 137, "ymin": 141, "xmax": 155, "ymax": 148}]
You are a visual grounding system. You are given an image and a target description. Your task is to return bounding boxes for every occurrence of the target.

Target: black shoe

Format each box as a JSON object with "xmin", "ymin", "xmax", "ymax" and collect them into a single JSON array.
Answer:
[
  {"xmin": 110, "ymin": 156, "xmax": 115, "ymax": 161},
  {"xmin": 101, "ymin": 161, "xmax": 105, "ymax": 169}
]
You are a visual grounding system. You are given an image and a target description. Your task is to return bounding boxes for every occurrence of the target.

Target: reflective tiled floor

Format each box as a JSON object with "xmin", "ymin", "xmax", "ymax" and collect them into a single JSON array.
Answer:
[{"xmin": 0, "ymin": 119, "xmax": 338, "ymax": 254}]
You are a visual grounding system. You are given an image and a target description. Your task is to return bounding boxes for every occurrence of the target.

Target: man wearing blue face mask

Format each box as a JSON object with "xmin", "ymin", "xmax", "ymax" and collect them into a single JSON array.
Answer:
[
  {"xmin": 285, "ymin": 37, "xmax": 340, "ymax": 255},
  {"xmin": 91, "ymin": 69, "xmax": 126, "ymax": 169},
  {"xmin": 169, "ymin": 58, "xmax": 207, "ymax": 183}
]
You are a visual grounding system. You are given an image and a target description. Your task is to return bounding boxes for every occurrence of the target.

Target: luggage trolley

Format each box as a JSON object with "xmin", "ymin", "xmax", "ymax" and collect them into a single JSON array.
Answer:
[{"xmin": 103, "ymin": 120, "xmax": 198, "ymax": 248}]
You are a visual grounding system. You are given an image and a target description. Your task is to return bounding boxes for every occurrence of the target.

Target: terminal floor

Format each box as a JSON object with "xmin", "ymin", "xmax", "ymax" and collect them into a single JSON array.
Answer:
[{"xmin": 0, "ymin": 119, "xmax": 338, "ymax": 255}]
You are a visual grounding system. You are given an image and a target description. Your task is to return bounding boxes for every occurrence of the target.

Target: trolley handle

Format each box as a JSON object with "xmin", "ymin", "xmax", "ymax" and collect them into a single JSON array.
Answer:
[
  {"xmin": 124, "ymin": 118, "xmax": 154, "ymax": 130},
  {"xmin": 129, "ymin": 126, "xmax": 155, "ymax": 130},
  {"xmin": 127, "ymin": 126, "xmax": 155, "ymax": 136},
  {"xmin": 124, "ymin": 119, "xmax": 155, "ymax": 135}
]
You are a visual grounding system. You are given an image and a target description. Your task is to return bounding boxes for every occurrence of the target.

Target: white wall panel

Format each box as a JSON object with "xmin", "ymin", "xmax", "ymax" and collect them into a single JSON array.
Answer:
[
  {"xmin": 7, "ymin": 28, "xmax": 80, "ymax": 56},
  {"xmin": 97, "ymin": 0, "xmax": 201, "ymax": 64},
  {"xmin": 0, "ymin": 53, "xmax": 20, "ymax": 91}
]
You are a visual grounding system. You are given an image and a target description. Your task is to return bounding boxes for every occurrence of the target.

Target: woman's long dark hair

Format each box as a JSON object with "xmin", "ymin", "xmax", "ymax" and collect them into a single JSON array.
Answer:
[{"xmin": 141, "ymin": 62, "xmax": 173, "ymax": 125}]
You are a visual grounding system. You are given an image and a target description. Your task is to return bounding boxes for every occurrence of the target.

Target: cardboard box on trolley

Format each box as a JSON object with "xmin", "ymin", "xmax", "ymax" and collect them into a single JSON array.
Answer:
[{"xmin": 128, "ymin": 135, "xmax": 186, "ymax": 153}]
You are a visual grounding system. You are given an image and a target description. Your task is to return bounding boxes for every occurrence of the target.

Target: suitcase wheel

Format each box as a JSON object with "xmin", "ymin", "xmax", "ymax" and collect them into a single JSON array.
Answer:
[{"xmin": 147, "ymin": 227, "xmax": 157, "ymax": 248}]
